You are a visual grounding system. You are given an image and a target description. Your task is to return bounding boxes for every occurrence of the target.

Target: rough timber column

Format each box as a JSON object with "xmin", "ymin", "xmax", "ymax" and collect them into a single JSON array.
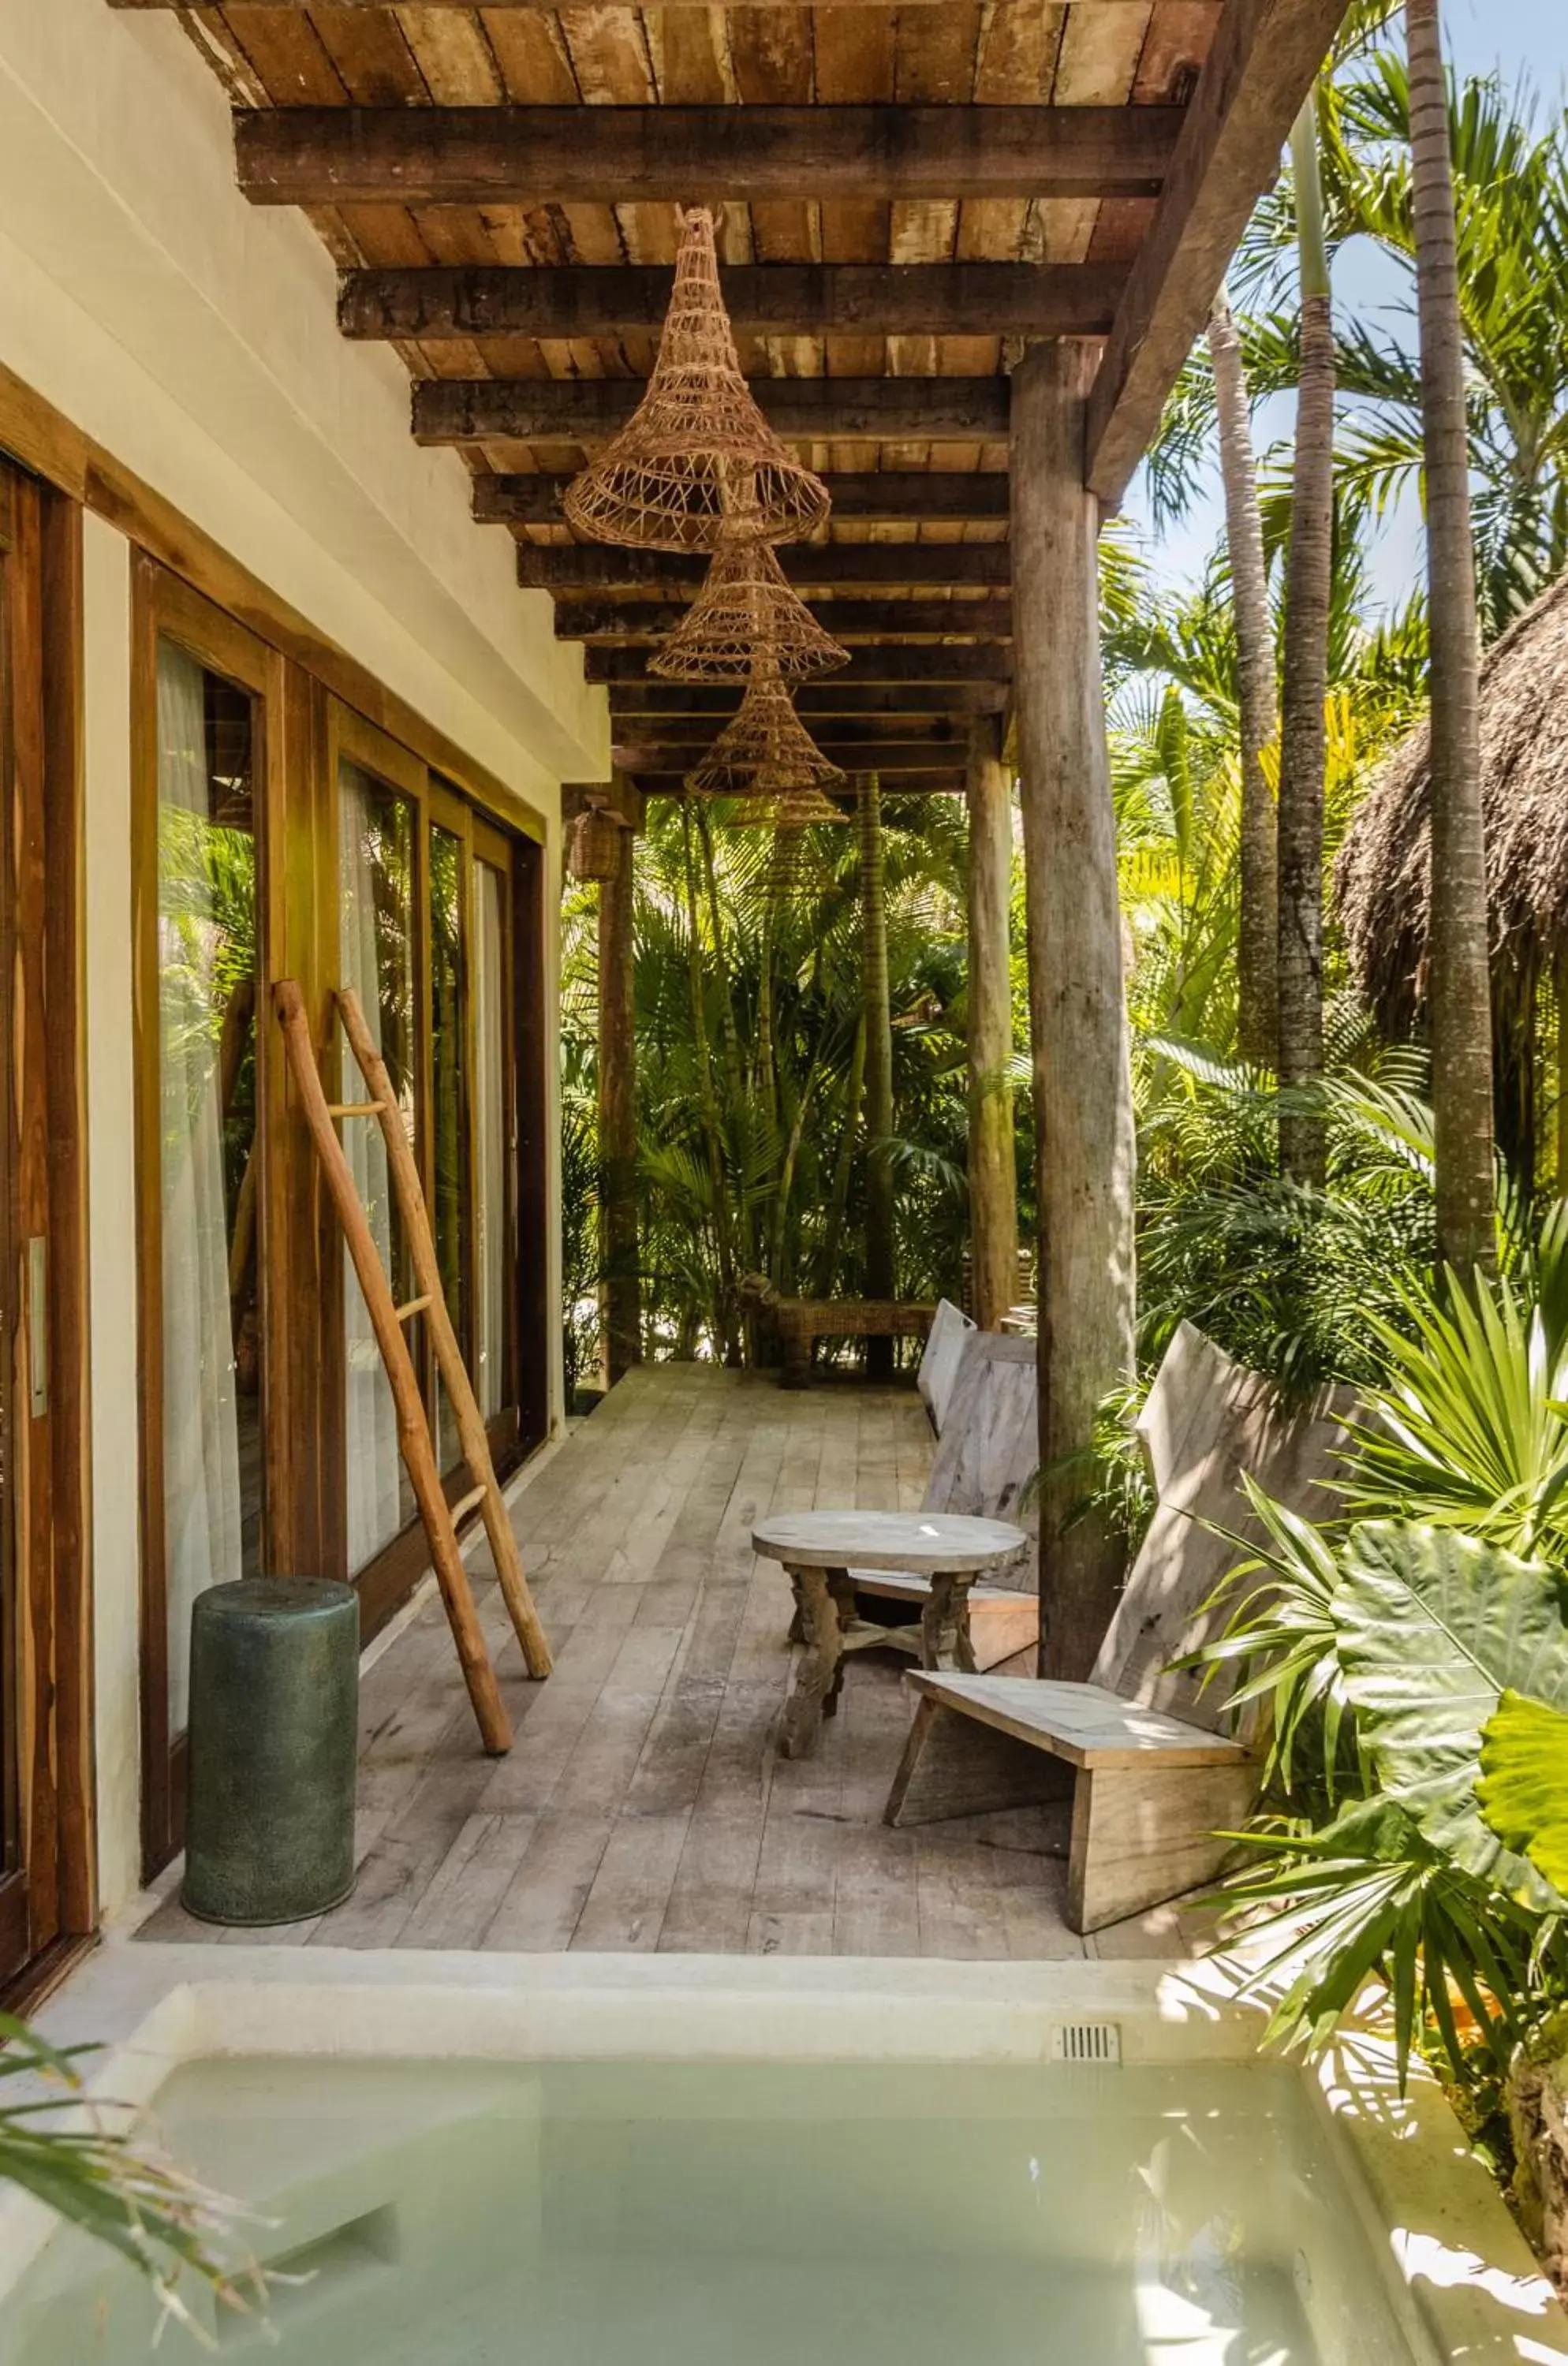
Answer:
[
  {"xmin": 966, "ymin": 713, "xmax": 1019, "ymax": 1330},
  {"xmin": 1010, "ymin": 339, "xmax": 1137, "ymax": 1681},
  {"xmin": 598, "ymin": 807, "xmax": 640, "ymax": 1386},
  {"xmin": 861, "ymin": 770, "xmax": 897, "ymax": 1379}
]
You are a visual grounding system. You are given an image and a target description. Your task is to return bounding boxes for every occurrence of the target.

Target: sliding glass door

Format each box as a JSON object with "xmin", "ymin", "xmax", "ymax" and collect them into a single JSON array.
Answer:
[
  {"xmin": 471, "ymin": 829, "xmax": 517, "ymax": 1435},
  {"xmin": 133, "ymin": 582, "xmax": 547, "ymax": 1877},
  {"xmin": 331, "ymin": 728, "xmax": 525, "ymax": 1624},
  {"xmin": 136, "ymin": 575, "xmax": 274, "ymax": 1873},
  {"xmin": 338, "ymin": 752, "xmax": 418, "ymax": 1572}
]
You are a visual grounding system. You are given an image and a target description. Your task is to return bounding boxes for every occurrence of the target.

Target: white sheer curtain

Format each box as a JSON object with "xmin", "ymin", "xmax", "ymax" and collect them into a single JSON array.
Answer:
[
  {"xmin": 473, "ymin": 863, "xmax": 509, "ymax": 1421},
  {"xmin": 158, "ymin": 640, "xmax": 243, "ymax": 1732},
  {"xmin": 339, "ymin": 760, "xmax": 406, "ymax": 1570}
]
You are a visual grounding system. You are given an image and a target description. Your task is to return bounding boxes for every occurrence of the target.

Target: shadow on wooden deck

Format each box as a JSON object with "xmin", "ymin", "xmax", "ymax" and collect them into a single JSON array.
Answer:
[{"xmin": 138, "ymin": 1364, "xmax": 1215, "ymax": 1961}]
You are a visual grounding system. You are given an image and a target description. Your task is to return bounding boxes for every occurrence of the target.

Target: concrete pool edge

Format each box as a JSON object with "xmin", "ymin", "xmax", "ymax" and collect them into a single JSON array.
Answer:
[{"xmin": 3, "ymin": 1942, "xmax": 1564, "ymax": 2363}]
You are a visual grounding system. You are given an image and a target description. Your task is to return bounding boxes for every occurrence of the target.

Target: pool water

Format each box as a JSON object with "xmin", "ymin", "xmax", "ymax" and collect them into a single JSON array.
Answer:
[{"xmin": 2, "ymin": 2057, "xmax": 1410, "ymax": 2364}]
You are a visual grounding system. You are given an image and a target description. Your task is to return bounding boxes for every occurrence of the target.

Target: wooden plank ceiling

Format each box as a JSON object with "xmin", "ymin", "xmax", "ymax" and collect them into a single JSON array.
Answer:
[{"xmin": 129, "ymin": 1, "xmax": 1271, "ymax": 793}]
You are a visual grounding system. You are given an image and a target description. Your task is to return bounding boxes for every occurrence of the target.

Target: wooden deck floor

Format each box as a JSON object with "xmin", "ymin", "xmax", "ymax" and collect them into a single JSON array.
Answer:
[{"xmin": 140, "ymin": 1364, "xmax": 1210, "ymax": 1961}]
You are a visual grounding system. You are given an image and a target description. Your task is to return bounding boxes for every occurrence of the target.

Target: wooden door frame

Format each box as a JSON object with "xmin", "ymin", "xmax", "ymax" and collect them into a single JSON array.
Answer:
[
  {"xmin": 470, "ymin": 814, "xmax": 523, "ymax": 1465},
  {"xmin": 511, "ymin": 830, "xmax": 551, "ymax": 1461},
  {"xmin": 130, "ymin": 558, "xmax": 282, "ymax": 1879},
  {"xmin": 0, "ymin": 465, "xmax": 94, "ymax": 1998}
]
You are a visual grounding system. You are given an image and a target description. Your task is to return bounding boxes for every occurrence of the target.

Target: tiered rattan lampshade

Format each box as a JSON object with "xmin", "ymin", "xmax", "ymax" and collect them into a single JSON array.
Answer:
[
  {"xmin": 651, "ymin": 521, "xmax": 848, "ymax": 682},
  {"xmin": 564, "ymin": 208, "xmax": 830, "ymax": 554},
  {"xmin": 725, "ymin": 786, "xmax": 850, "ymax": 827},
  {"xmin": 685, "ymin": 655, "xmax": 848, "ymax": 801}
]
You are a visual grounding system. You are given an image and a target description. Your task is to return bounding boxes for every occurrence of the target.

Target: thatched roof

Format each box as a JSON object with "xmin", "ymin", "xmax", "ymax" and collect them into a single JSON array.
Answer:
[{"xmin": 1338, "ymin": 572, "xmax": 1568, "ymax": 1030}]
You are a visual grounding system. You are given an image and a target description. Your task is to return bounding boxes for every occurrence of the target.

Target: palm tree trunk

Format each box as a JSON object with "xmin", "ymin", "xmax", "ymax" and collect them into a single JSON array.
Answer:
[
  {"xmin": 1277, "ymin": 95, "xmax": 1335, "ymax": 1187},
  {"xmin": 1408, "ymin": 0, "xmax": 1495, "ymax": 1274},
  {"xmin": 813, "ymin": 1016, "xmax": 865, "ymax": 1299},
  {"xmin": 680, "ymin": 802, "xmax": 737, "ymax": 1357},
  {"xmin": 860, "ymin": 772, "xmax": 897, "ymax": 1375},
  {"xmin": 696, "ymin": 804, "xmax": 755, "ymax": 1300},
  {"xmin": 1208, "ymin": 291, "xmax": 1279, "ymax": 1069}
]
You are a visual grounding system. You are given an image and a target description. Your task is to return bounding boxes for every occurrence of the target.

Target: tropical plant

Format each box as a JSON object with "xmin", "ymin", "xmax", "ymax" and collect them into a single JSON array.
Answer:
[
  {"xmin": 1342, "ymin": 1267, "xmax": 1568, "ymax": 1560},
  {"xmin": 560, "ymin": 788, "xmax": 1004, "ymax": 1369},
  {"xmin": 1, "ymin": 2013, "xmax": 262, "ymax": 2340},
  {"xmin": 1133, "ymin": 1032, "xmax": 1436, "ymax": 1397},
  {"xmin": 1193, "ymin": 1240, "xmax": 1568, "ymax": 2103},
  {"xmin": 1200, "ymin": 1517, "xmax": 1568, "ymax": 2085}
]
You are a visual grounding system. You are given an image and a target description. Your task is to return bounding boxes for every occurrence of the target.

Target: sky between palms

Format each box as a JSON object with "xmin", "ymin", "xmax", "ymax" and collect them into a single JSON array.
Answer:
[{"xmin": 1137, "ymin": 0, "xmax": 1568, "ymax": 600}]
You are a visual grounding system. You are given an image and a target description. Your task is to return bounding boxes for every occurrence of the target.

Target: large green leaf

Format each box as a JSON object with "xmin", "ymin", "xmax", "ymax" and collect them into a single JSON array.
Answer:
[
  {"xmin": 1332, "ymin": 1521, "xmax": 1568, "ymax": 1909},
  {"xmin": 1479, "ymin": 1691, "xmax": 1568, "ymax": 1904}
]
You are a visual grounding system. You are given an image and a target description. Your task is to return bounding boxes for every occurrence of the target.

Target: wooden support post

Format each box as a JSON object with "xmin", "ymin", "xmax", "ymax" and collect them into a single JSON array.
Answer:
[
  {"xmin": 599, "ymin": 808, "xmax": 640, "ymax": 1386},
  {"xmin": 860, "ymin": 772, "xmax": 896, "ymax": 1379},
  {"xmin": 1010, "ymin": 340, "xmax": 1137, "ymax": 1681},
  {"xmin": 966, "ymin": 714, "xmax": 1019, "ymax": 1330}
]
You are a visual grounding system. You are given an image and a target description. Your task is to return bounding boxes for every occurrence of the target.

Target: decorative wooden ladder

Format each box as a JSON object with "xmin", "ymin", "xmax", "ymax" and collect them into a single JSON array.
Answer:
[{"xmin": 274, "ymin": 980, "xmax": 552, "ymax": 1756}]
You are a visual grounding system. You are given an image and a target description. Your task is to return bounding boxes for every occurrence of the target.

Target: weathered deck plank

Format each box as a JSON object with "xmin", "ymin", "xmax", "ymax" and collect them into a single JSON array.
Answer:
[{"xmin": 136, "ymin": 1365, "xmax": 1211, "ymax": 1961}]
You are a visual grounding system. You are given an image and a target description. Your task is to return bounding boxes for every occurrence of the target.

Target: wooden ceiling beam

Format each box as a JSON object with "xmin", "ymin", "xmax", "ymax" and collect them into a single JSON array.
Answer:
[
  {"xmin": 1087, "ymin": 0, "xmax": 1353, "ymax": 506},
  {"xmin": 586, "ymin": 645, "xmax": 1010, "ymax": 685},
  {"xmin": 416, "ymin": 378, "xmax": 1010, "ymax": 446},
  {"xmin": 518, "ymin": 543, "xmax": 1010, "ymax": 592},
  {"xmin": 484, "ymin": 471, "xmax": 1012, "ymax": 528},
  {"xmin": 116, "ymin": 0, "xmax": 1101, "ymax": 10},
  {"xmin": 342, "ymin": 263, "xmax": 1127, "ymax": 345},
  {"xmin": 617, "ymin": 745, "xmax": 965, "ymax": 776},
  {"xmin": 237, "ymin": 107, "xmax": 1180, "ymax": 209},
  {"xmin": 616, "ymin": 716, "xmax": 969, "ymax": 748},
  {"xmin": 608, "ymin": 682, "xmax": 1006, "ymax": 717},
  {"xmin": 477, "ymin": 471, "xmax": 1011, "ymax": 528},
  {"xmin": 556, "ymin": 597, "xmax": 1013, "ymax": 643},
  {"xmin": 643, "ymin": 772, "xmax": 969, "ymax": 793}
]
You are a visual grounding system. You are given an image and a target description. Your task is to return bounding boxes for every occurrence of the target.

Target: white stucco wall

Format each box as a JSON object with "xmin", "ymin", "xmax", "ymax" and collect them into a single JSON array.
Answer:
[{"xmin": 0, "ymin": 0, "xmax": 599, "ymax": 1919}]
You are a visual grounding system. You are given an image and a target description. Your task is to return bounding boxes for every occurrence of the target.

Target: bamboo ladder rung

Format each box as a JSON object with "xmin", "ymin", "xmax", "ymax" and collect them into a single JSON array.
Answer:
[
  {"xmin": 273, "ymin": 978, "xmax": 553, "ymax": 1759},
  {"xmin": 450, "ymin": 1483, "xmax": 487, "ymax": 1528},
  {"xmin": 334, "ymin": 983, "xmax": 554, "ymax": 1684}
]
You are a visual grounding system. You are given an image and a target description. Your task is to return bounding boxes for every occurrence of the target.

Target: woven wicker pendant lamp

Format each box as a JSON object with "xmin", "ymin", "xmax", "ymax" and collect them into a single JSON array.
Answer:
[
  {"xmin": 563, "ymin": 207, "xmax": 830, "ymax": 554},
  {"xmin": 723, "ymin": 786, "xmax": 850, "ymax": 903},
  {"xmin": 684, "ymin": 654, "xmax": 848, "ymax": 800},
  {"xmin": 651, "ymin": 521, "xmax": 848, "ymax": 682},
  {"xmin": 724, "ymin": 785, "xmax": 851, "ymax": 827}
]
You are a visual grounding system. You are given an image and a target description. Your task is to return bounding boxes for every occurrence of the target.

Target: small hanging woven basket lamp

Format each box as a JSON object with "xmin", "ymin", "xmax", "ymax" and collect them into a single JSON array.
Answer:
[
  {"xmin": 651, "ymin": 523, "xmax": 848, "ymax": 682},
  {"xmin": 565, "ymin": 805, "xmax": 624, "ymax": 883},
  {"xmin": 684, "ymin": 656, "xmax": 849, "ymax": 801},
  {"xmin": 564, "ymin": 207, "xmax": 831, "ymax": 554}
]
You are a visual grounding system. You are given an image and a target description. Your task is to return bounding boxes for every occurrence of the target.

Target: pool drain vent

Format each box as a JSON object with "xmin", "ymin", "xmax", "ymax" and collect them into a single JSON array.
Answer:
[{"xmin": 1051, "ymin": 2021, "xmax": 1122, "ymax": 2064}]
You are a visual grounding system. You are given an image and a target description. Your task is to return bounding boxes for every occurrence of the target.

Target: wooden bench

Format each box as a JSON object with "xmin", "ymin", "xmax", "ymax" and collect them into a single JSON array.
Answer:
[
  {"xmin": 887, "ymin": 1671, "xmax": 1253, "ymax": 1934},
  {"xmin": 883, "ymin": 1322, "xmax": 1356, "ymax": 1933},
  {"xmin": 774, "ymin": 1296, "xmax": 936, "ymax": 1389}
]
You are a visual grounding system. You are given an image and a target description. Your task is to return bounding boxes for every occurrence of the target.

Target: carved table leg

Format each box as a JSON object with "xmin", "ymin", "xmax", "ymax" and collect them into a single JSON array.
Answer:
[
  {"xmin": 781, "ymin": 1564, "xmax": 843, "ymax": 1759},
  {"xmin": 920, "ymin": 1571, "xmax": 980, "ymax": 1674},
  {"xmin": 823, "ymin": 1569, "xmax": 859, "ymax": 1716}
]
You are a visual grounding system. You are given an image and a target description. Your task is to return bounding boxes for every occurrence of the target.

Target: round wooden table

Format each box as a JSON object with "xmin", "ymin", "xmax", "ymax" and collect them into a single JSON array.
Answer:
[{"xmin": 752, "ymin": 1510, "xmax": 1029, "ymax": 1760}]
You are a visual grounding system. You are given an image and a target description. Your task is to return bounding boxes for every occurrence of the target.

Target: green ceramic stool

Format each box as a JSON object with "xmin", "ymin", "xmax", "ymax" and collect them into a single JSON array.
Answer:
[{"xmin": 182, "ymin": 1577, "xmax": 360, "ymax": 1926}]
